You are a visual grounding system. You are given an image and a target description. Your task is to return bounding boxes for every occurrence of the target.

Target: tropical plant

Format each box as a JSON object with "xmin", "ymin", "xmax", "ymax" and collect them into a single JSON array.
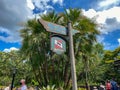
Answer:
[
  {"xmin": 61, "ymin": 8, "xmax": 101, "ymax": 90},
  {"xmin": 103, "ymin": 47, "xmax": 120, "ymax": 83},
  {"xmin": 0, "ymin": 51, "xmax": 33, "ymax": 86},
  {"xmin": 39, "ymin": 85, "xmax": 57, "ymax": 90}
]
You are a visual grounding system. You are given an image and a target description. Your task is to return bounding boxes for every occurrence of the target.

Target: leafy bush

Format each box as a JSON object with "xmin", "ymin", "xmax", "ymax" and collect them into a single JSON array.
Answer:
[
  {"xmin": 40, "ymin": 85, "xmax": 57, "ymax": 90},
  {"xmin": 78, "ymin": 88, "xmax": 86, "ymax": 90}
]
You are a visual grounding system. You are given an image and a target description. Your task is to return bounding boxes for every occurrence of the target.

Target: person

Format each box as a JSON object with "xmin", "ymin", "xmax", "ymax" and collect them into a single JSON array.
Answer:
[
  {"xmin": 20, "ymin": 79, "xmax": 27, "ymax": 90},
  {"xmin": 117, "ymin": 85, "xmax": 120, "ymax": 90},
  {"xmin": 99, "ymin": 83, "xmax": 105, "ymax": 90},
  {"xmin": 4, "ymin": 85, "xmax": 10, "ymax": 90},
  {"xmin": 4, "ymin": 84, "xmax": 11, "ymax": 90},
  {"xmin": 110, "ymin": 78, "xmax": 118, "ymax": 90},
  {"xmin": 106, "ymin": 80, "xmax": 112, "ymax": 90}
]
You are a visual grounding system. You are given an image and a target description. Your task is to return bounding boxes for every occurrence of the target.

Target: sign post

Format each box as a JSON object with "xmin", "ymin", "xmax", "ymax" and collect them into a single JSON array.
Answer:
[
  {"xmin": 11, "ymin": 68, "xmax": 16, "ymax": 90},
  {"xmin": 68, "ymin": 22, "xmax": 77, "ymax": 90},
  {"xmin": 38, "ymin": 19, "xmax": 78, "ymax": 90}
]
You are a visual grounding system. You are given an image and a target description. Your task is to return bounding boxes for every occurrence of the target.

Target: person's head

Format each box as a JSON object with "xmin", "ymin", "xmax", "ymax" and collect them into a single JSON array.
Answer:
[
  {"xmin": 112, "ymin": 78, "xmax": 115, "ymax": 81},
  {"xmin": 20, "ymin": 79, "xmax": 26, "ymax": 85},
  {"xmin": 107, "ymin": 80, "xmax": 110, "ymax": 83}
]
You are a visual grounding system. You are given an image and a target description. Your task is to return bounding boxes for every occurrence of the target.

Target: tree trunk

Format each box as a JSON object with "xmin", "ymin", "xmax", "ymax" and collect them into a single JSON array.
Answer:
[
  {"xmin": 30, "ymin": 56, "xmax": 42, "ymax": 86},
  {"xmin": 65, "ymin": 70, "xmax": 71, "ymax": 89},
  {"xmin": 84, "ymin": 56, "xmax": 90, "ymax": 90},
  {"xmin": 63, "ymin": 60, "xmax": 70, "ymax": 87}
]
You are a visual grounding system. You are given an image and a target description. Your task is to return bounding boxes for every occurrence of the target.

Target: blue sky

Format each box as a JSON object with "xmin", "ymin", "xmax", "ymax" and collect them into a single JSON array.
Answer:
[{"xmin": 0, "ymin": 0, "xmax": 120, "ymax": 52}]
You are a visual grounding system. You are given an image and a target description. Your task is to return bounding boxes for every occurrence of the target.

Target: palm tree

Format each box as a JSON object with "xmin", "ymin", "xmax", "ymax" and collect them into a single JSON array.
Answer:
[
  {"xmin": 20, "ymin": 18, "xmax": 50, "ymax": 86},
  {"xmin": 60, "ymin": 8, "xmax": 100, "ymax": 90}
]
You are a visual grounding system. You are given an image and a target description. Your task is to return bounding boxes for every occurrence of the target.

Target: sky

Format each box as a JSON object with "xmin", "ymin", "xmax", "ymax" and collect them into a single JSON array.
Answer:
[{"xmin": 0, "ymin": 0, "xmax": 120, "ymax": 52}]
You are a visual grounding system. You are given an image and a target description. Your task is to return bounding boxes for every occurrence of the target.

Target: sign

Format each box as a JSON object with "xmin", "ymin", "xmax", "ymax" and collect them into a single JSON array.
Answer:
[
  {"xmin": 38, "ymin": 19, "xmax": 78, "ymax": 90},
  {"xmin": 39, "ymin": 19, "xmax": 79, "ymax": 35},
  {"xmin": 51, "ymin": 36, "xmax": 66, "ymax": 54}
]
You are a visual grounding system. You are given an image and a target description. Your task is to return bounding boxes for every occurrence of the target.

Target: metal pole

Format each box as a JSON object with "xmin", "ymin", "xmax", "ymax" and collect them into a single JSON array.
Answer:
[
  {"xmin": 68, "ymin": 22, "xmax": 77, "ymax": 90},
  {"xmin": 11, "ymin": 69, "xmax": 16, "ymax": 90}
]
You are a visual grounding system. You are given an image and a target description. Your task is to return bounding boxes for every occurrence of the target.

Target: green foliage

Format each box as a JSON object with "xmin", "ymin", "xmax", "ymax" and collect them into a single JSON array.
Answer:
[
  {"xmin": 103, "ymin": 47, "xmax": 120, "ymax": 83},
  {"xmin": 78, "ymin": 88, "xmax": 86, "ymax": 90},
  {"xmin": 0, "ymin": 51, "xmax": 34, "ymax": 86},
  {"xmin": 32, "ymin": 79, "xmax": 39, "ymax": 86},
  {"xmin": 40, "ymin": 85, "xmax": 57, "ymax": 90}
]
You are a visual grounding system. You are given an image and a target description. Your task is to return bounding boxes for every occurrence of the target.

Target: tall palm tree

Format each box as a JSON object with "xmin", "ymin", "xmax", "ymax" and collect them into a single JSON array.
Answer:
[
  {"xmin": 20, "ymin": 11, "xmax": 66, "ymax": 87},
  {"xmin": 61, "ymin": 8, "xmax": 100, "ymax": 90},
  {"xmin": 20, "ymin": 19, "xmax": 50, "ymax": 86}
]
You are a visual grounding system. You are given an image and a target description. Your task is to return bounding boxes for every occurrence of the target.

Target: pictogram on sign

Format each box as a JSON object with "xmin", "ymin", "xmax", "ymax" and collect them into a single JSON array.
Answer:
[{"xmin": 51, "ymin": 36, "xmax": 66, "ymax": 54}]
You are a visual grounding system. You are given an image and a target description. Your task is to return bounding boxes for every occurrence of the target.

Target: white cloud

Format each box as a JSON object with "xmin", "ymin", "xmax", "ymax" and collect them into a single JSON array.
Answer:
[
  {"xmin": 0, "ymin": 35, "xmax": 21, "ymax": 43},
  {"xmin": 99, "ymin": 0, "xmax": 119, "ymax": 7},
  {"xmin": 27, "ymin": 0, "xmax": 35, "ymax": 9},
  {"xmin": 0, "ymin": 0, "xmax": 63, "ymax": 43},
  {"xmin": 32, "ymin": 0, "xmax": 53, "ymax": 11},
  {"xmin": 52, "ymin": 0, "xmax": 63, "ymax": 6},
  {"xmin": 0, "ymin": 0, "xmax": 33, "ymax": 43},
  {"xmin": 32, "ymin": 0, "xmax": 63, "ymax": 11},
  {"xmin": 82, "ymin": 9, "xmax": 97, "ymax": 19},
  {"xmin": 0, "ymin": 0, "xmax": 64, "ymax": 43},
  {"xmin": 83, "ymin": 5, "xmax": 120, "ymax": 50},
  {"xmin": 3, "ymin": 47, "xmax": 19, "ymax": 52},
  {"xmin": 97, "ymin": 0, "xmax": 120, "ymax": 10},
  {"xmin": 82, "ymin": 6, "xmax": 120, "ymax": 34},
  {"xmin": 0, "ymin": 27, "xmax": 22, "ymax": 43},
  {"xmin": 0, "ymin": 27, "xmax": 11, "ymax": 34},
  {"xmin": 118, "ymin": 39, "xmax": 120, "ymax": 45}
]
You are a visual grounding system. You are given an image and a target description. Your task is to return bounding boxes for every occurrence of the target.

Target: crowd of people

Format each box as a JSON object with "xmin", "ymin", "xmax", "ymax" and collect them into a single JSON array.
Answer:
[
  {"xmin": 98, "ymin": 78, "xmax": 120, "ymax": 90},
  {"xmin": 3, "ymin": 78, "xmax": 120, "ymax": 90}
]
